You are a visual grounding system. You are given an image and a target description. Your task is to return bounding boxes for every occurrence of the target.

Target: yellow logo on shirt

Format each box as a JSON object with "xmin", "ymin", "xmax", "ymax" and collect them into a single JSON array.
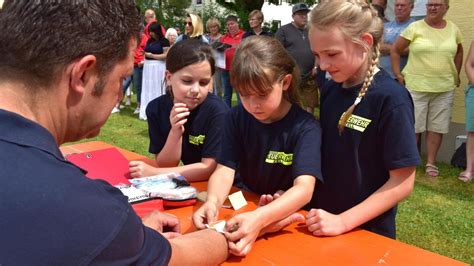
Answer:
[
  {"xmin": 189, "ymin": 135, "xmax": 205, "ymax": 145},
  {"xmin": 265, "ymin": 151, "xmax": 293, "ymax": 166},
  {"xmin": 340, "ymin": 113, "xmax": 372, "ymax": 132}
]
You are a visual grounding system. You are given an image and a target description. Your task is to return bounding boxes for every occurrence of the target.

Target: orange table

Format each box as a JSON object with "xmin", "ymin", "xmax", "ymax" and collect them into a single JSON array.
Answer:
[{"xmin": 61, "ymin": 141, "xmax": 467, "ymax": 265}]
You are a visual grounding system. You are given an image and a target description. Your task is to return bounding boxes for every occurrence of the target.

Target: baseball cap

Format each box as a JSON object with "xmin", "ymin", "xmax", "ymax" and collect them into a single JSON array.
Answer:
[{"xmin": 292, "ymin": 3, "xmax": 310, "ymax": 14}]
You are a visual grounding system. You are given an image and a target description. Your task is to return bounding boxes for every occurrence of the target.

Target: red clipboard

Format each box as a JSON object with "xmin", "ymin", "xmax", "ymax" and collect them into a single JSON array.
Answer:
[
  {"xmin": 65, "ymin": 147, "xmax": 132, "ymax": 185},
  {"xmin": 65, "ymin": 148, "xmax": 195, "ymax": 208}
]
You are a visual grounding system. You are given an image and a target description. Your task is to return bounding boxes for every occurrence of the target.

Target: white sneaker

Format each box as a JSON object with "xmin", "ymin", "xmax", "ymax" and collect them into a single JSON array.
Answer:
[
  {"xmin": 133, "ymin": 107, "xmax": 140, "ymax": 114},
  {"xmin": 125, "ymin": 98, "xmax": 131, "ymax": 106},
  {"xmin": 111, "ymin": 107, "xmax": 120, "ymax": 114}
]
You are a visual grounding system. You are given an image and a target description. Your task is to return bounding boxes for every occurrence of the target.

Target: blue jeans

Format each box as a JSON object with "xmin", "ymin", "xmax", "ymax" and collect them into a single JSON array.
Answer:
[
  {"xmin": 133, "ymin": 66, "xmax": 143, "ymax": 104},
  {"xmin": 221, "ymin": 70, "xmax": 240, "ymax": 107},
  {"xmin": 121, "ymin": 65, "xmax": 143, "ymax": 104}
]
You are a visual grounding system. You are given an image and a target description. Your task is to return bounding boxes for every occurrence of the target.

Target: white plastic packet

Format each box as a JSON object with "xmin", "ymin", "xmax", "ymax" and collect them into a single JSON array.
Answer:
[{"xmin": 129, "ymin": 172, "xmax": 197, "ymax": 201}]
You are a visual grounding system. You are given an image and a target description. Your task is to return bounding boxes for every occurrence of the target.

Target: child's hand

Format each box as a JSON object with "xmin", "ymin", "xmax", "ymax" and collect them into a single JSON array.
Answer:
[
  {"xmin": 258, "ymin": 190, "xmax": 284, "ymax": 206},
  {"xmin": 224, "ymin": 212, "xmax": 264, "ymax": 256},
  {"xmin": 169, "ymin": 103, "xmax": 190, "ymax": 134},
  {"xmin": 306, "ymin": 208, "xmax": 348, "ymax": 236},
  {"xmin": 129, "ymin": 160, "xmax": 158, "ymax": 178},
  {"xmin": 192, "ymin": 201, "xmax": 219, "ymax": 230}
]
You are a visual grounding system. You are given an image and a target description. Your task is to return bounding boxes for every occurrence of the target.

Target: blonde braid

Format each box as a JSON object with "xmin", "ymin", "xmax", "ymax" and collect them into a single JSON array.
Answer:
[{"xmin": 338, "ymin": 43, "xmax": 380, "ymax": 134}]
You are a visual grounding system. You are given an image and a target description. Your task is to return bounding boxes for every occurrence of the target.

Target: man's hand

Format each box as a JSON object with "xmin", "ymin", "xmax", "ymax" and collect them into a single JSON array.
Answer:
[{"xmin": 142, "ymin": 210, "xmax": 181, "ymax": 239}]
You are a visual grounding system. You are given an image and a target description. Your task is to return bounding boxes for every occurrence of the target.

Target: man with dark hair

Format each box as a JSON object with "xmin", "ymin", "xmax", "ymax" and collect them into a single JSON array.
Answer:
[
  {"xmin": 0, "ymin": 1, "xmax": 298, "ymax": 264},
  {"xmin": 276, "ymin": 3, "xmax": 318, "ymax": 114}
]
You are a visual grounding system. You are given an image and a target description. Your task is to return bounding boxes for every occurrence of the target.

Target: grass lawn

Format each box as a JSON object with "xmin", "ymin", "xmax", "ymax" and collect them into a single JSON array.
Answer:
[{"xmin": 67, "ymin": 98, "xmax": 473, "ymax": 264}]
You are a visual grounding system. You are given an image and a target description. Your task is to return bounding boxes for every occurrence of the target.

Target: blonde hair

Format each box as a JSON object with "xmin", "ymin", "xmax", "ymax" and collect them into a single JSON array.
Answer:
[
  {"xmin": 188, "ymin": 13, "xmax": 204, "ymax": 38},
  {"xmin": 248, "ymin": 9, "xmax": 264, "ymax": 21},
  {"xmin": 206, "ymin": 17, "xmax": 221, "ymax": 32},
  {"xmin": 310, "ymin": 0, "xmax": 383, "ymax": 134},
  {"xmin": 230, "ymin": 36, "xmax": 300, "ymax": 104}
]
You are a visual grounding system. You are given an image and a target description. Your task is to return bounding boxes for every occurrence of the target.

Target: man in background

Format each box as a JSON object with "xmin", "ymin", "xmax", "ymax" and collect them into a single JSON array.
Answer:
[
  {"xmin": 0, "ymin": 1, "xmax": 298, "ymax": 264},
  {"xmin": 276, "ymin": 3, "xmax": 318, "ymax": 114},
  {"xmin": 380, "ymin": 0, "xmax": 415, "ymax": 79}
]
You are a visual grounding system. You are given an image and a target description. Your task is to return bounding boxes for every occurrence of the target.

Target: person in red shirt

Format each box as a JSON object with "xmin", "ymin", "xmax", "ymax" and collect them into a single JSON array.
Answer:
[
  {"xmin": 116, "ymin": 9, "xmax": 166, "ymax": 115},
  {"xmin": 220, "ymin": 15, "xmax": 244, "ymax": 107}
]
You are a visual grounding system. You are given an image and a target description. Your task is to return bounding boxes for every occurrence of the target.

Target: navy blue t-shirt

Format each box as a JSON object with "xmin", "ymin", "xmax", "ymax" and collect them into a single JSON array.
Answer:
[
  {"xmin": 218, "ymin": 104, "xmax": 323, "ymax": 195},
  {"xmin": 310, "ymin": 69, "xmax": 421, "ymax": 239},
  {"xmin": 0, "ymin": 109, "xmax": 171, "ymax": 265},
  {"xmin": 145, "ymin": 38, "xmax": 170, "ymax": 58},
  {"xmin": 147, "ymin": 93, "xmax": 229, "ymax": 164}
]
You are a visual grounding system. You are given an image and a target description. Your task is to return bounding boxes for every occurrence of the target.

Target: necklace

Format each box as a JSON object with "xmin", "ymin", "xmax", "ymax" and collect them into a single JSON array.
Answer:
[{"xmin": 292, "ymin": 22, "xmax": 306, "ymax": 40}]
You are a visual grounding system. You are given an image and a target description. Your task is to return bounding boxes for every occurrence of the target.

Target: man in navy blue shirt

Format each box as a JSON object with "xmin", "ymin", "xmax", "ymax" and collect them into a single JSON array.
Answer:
[{"xmin": 0, "ymin": 1, "xmax": 300, "ymax": 264}]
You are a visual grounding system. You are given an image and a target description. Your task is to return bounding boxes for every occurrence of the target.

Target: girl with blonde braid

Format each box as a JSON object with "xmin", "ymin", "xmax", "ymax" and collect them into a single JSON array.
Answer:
[{"xmin": 307, "ymin": 0, "xmax": 420, "ymax": 239}]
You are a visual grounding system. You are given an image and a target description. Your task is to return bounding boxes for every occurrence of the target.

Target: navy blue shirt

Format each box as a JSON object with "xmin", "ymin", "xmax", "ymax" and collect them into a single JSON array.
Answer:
[
  {"xmin": 310, "ymin": 69, "xmax": 421, "ymax": 239},
  {"xmin": 218, "ymin": 104, "xmax": 323, "ymax": 195},
  {"xmin": 145, "ymin": 38, "xmax": 170, "ymax": 58},
  {"xmin": 0, "ymin": 109, "xmax": 171, "ymax": 265},
  {"xmin": 147, "ymin": 93, "xmax": 229, "ymax": 164}
]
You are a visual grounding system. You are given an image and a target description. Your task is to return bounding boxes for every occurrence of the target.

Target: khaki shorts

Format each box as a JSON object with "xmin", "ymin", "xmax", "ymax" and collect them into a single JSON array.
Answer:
[
  {"xmin": 409, "ymin": 90, "xmax": 454, "ymax": 134},
  {"xmin": 300, "ymin": 79, "xmax": 318, "ymax": 93},
  {"xmin": 299, "ymin": 79, "xmax": 319, "ymax": 109}
]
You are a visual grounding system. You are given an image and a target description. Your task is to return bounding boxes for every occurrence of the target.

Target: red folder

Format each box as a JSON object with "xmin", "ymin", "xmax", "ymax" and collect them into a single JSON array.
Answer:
[
  {"xmin": 65, "ymin": 148, "xmax": 194, "ymax": 208},
  {"xmin": 65, "ymin": 147, "xmax": 132, "ymax": 185}
]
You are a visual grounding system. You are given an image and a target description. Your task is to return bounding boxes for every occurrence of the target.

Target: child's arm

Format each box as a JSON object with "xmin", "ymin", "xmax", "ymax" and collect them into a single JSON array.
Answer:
[
  {"xmin": 224, "ymin": 174, "xmax": 315, "ymax": 256},
  {"xmin": 192, "ymin": 164, "xmax": 235, "ymax": 229},
  {"xmin": 307, "ymin": 166, "xmax": 415, "ymax": 236},
  {"xmin": 129, "ymin": 158, "xmax": 216, "ymax": 182}
]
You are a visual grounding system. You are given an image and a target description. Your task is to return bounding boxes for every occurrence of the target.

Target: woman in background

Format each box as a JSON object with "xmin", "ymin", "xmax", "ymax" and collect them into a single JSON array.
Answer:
[
  {"xmin": 206, "ymin": 17, "xmax": 223, "ymax": 96},
  {"xmin": 165, "ymin": 28, "xmax": 178, "ymax": 47},
  {"xmin": 391, "ymin": 0, "xmax": 463, "ymax": 177},
  {"xmin": 176, "ymin": 13, "xmax": 209, "ymax": 44},
  {"xmin": 139, "ymin": 22, "xmax": 170, "ymax": 120}
]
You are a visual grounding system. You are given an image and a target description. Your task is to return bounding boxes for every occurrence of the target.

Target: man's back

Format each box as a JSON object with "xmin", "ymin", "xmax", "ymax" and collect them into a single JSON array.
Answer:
[{"xmin": 0, "ymin": 109, "xmax": 171, "ymax": 265}]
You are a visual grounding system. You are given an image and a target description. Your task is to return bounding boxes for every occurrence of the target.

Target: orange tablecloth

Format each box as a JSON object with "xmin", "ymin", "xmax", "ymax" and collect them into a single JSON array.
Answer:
[{"xmin": 61, "ymin": 141, "xmax": 467, "ymax": 265}]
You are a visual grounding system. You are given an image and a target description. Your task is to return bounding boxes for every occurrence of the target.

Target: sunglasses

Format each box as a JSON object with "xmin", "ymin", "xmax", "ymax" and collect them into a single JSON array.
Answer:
[{"xmin": 185, "ymin": 22, "xmax": 193, "ymax": 26}]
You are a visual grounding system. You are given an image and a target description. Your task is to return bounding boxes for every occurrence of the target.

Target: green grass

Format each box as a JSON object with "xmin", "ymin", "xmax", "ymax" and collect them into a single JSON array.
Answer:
[{"xmin": 67, "ymin": 97, "xmax": 473, "ymax": 264}]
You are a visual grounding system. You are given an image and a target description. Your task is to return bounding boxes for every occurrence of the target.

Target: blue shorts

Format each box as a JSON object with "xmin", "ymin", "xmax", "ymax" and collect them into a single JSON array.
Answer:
[{"xmin": 465, "ymin": 84, "xmax": 474, "ymax": 132}]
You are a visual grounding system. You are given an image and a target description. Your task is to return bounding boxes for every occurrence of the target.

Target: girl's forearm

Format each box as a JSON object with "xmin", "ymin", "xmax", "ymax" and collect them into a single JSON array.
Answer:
[
  {"xmin": 206, "ymin": 164, "xmax": 235, "ymax": 206},
  {"xmin": 339, "ymin": 167, "xmax": 415, "ymax": 232},
  {"xmin": 255, "ymin": 175, "xmax": 315, "ymax": 228},
  {"xmin": 156, "ymin": 131, "xmax": 182, "ymax": 167}
]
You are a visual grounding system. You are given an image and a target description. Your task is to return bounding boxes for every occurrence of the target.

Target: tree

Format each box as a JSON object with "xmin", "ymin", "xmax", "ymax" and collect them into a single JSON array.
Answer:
[{"xmin": 136, "ymin": 0, "xmax": 191, "ymax": 29}]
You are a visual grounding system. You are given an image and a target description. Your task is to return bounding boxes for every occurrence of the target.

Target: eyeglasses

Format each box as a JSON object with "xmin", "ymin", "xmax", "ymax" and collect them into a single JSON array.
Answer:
[
  {"xmin": 185, "ymin": 22, "xmax": 193, "ymax": 26},
  {"xmin": 426, "ymin": 3, "xmax": 444, "ymax": 8}
]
